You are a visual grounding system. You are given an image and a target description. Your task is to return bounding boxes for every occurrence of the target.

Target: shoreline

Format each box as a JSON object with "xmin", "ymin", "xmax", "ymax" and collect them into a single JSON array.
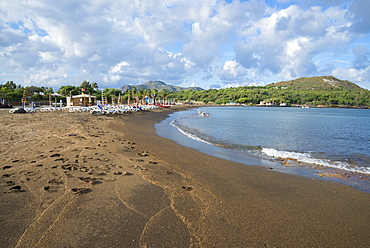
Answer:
[
  {"xmin": 158, "ymin": 106, "xmax": 370, "ymax": 193},
  {"xmin": 1, "ymin": 107, "xmax": 369, "ymax": 247},
  {"xmin": 111, "ymin": 107, "xmax": 370, "ymax": 246}
]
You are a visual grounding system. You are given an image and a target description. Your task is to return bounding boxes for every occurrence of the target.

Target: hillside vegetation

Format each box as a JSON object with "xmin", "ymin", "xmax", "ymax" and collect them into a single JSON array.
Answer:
[
  {"xmin": 165, "ymin": 76, "xmax": 370, "ymax": 107},
  {"xmin": 1, "ymin": 76, "xmax": 369, "ymax": 108},
  {"xmin": 268, "ymin": 76, "xmax": 363, "ymax": 90}
]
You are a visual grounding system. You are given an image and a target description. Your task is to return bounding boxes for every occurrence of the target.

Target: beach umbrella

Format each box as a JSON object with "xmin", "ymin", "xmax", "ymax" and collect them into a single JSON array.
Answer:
[
  {"xmin": 51, "ymin": 93, "xmax": 62, "ymax": 107},
  {"xmin": 49, "ymin": 94, "xmax": 52, "ymax": 107},
  {"xmin": 70, "ymin": 91, "xmax": 73, "ymax": 105},
  {"xmin": 102, "ymin": 91, "xmax": 105, "ymax": 105},
  {"xmin": 22, "ymin": 90, "xmax": 26, "ymax": 108}
]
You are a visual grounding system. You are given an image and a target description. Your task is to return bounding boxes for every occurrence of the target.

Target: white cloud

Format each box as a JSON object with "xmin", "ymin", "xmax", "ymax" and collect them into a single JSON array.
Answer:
[
  {"xmin": 234, "ymin": 4, "xmax": 356, "ymax": 80},
  {"xmin": 332, "ymin": 67, "xmax": 370, "ymax": 85},
  {"xmin": 0, "ymin": 0, "xmax": 369, "ymax": 90},
  {"xmin": 110, "ymin": 61, "xmax": 130, "ymax": 74}
]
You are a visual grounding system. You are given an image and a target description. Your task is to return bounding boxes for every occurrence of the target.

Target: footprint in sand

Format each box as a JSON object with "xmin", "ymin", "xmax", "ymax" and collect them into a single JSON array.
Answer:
[
  {"xmin": 50, "ymin": 153, "xmax": 62, "ymax": 158},
  {"xmin": 71, "ymin": 188, "xmax": 92, "ymax": 195},
  {"xmin": 182, "ymin": 186, "xmax": 193, "ymax": 191},
  {"xmin": 54, "ymin": 158, "xmax": 66, "ymax": 162},
  {"xmin": 137, "ymin": 151, "xmax": 149, "ymax": 157},
  {"xmin": 130, "ymin": 159, "xmax": 145, "ymax": 163},
  {"xmin": 78, "ymin": 177, "xmax": 102, "ymax": 185},
  {"xmin": 61, "ymin": 164, "xmax": 78, "ymax": 171},
  {"xmin": 6, "ymin": 181, "xmax": 15, "ymax": 185},
  {"xmin": 48, "ymin": 179, "xmax": 64, "ymax": 185},
  {"xmin": 114, "ymin": 171, "xmax": 133, "ymax": 176},
  {"xmin": 96, "ymin": 172, "xmax": 108, "ymax": 176},
  {"xmin": 79, "ymin": 167, "xmax": 91, "ymax": 173},
  {"xmin": 24, "ymin": 171, "xmax": 38, "ymax": 176},
  {"xmin": 5, "ymin": 185, "xmax": 26, "ymax": 193},
  {"xmin": 132, "ymin": 165, "xmax": 148, "ymax": 171}
]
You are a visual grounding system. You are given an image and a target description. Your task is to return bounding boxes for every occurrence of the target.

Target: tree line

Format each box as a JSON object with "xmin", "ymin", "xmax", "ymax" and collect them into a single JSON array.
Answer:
[
  {"xmin": 166, "ymin": 86, "xmax": 370, "ymax": 107},
  {"xmin": 0, "ymin": 80, "xmax": 172, "ymax": 105},
  {"xmin": 1, "ymin": 80, "xmax": 116, "ymax": 104},
  {"xmin": 1, "ymin": 80, "xmax": 370, "ymax": 107}
]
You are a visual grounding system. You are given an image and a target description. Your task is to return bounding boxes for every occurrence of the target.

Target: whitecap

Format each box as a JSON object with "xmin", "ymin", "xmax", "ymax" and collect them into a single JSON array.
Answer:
[{"xmin": 261, "ymin": 147, "xmax": 370, "ymax": 175}]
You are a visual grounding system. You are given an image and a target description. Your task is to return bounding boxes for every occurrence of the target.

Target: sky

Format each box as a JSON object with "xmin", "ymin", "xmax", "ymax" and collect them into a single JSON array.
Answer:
[{"xmin": 1, "ymin": 0, "xmax": 370, "ymax": 90}]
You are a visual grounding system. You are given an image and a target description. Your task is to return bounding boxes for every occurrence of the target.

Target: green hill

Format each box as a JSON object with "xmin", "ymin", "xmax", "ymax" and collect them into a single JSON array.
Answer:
[
  {"xmin": 268, "ymin": 76, "xmax": 363, "ymax": 90},
  {"xmin": 164, "ymin": 75, "xmax": 369, "ymax": 107},
  {"xmin": 120, "ymin": 81, "xmax": 204, "ymax": 92}
]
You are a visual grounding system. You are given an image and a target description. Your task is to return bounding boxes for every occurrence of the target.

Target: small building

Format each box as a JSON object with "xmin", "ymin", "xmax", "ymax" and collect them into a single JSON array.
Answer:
[
  {"xmin": 66, "ymin": 94, "xmax": 96, "ymax": 107},
  {"xmin": 259, "ymin": 101, "xmax": 277, "ymax": 106}
]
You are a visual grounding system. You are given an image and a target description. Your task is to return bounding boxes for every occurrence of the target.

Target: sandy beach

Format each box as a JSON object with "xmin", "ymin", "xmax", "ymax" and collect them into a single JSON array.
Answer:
[{"xmin": 1, "ymin": 106, "xmax": 369, "ymax": 247}]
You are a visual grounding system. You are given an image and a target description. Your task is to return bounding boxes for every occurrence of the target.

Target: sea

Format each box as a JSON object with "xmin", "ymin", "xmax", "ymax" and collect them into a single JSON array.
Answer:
[{"xmin": 155, "ymin": 106, "xmax": 370, "ymax": 193}]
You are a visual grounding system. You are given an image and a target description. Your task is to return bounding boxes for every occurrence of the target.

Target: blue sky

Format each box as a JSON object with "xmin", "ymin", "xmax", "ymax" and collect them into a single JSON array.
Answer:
[{"xmin": 1, "ymin": 0, "xmax": 369, "ymax": 90}]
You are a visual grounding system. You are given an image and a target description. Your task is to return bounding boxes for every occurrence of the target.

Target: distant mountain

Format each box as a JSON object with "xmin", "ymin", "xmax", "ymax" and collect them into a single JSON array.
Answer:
[
  {"xmin": 120, "ymin": 81, "xmax": 204, "ymax": 92},
  {"xmin": 268, "ymin": 76, "xmax": 363, "ymax": 90}
]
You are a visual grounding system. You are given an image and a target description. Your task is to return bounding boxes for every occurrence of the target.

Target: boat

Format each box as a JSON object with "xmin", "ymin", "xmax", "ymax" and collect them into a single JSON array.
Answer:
[{"xmin": 198, "ymin": 109, "xmax": 210, "ymax": 117}]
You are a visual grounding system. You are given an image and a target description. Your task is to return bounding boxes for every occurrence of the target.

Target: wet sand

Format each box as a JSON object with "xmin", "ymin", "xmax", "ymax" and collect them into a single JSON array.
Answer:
[{"xmin": 0, "ymin": 107, "xmax": 369, "ymax": 247}]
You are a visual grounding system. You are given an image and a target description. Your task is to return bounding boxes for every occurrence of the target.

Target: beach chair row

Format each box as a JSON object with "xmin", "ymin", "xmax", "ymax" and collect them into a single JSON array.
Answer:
[
  {"xmin": 9, "ymin": 105, "xmax": 158, "ymax": 114},
  {"xmin": 35, "ymin": 105, "xmax": 159, "ymax": 114},
  {"xmin": 8, "ymin": 108, "xmax": 37, "ymax": 113}
]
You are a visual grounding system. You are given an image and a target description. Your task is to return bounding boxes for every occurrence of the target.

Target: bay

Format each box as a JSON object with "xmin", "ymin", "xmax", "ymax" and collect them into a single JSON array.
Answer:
[{"xmin": 155, "ymin": 106, "xmax": 370, "ymax": 192}]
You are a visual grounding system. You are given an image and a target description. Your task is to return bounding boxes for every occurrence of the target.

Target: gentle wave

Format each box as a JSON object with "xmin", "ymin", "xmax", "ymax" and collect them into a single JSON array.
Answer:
[
  {"xmin": 172, "ymin": 117, "xmax": 370, "ymax": 175},
  {"xmin": 261, "ymin": 147, "xmax": 370, "ymax": 175},
  {"xmin": 170, "ymin": 120, "xmax": 213, "ymax": 145},
  {"xmin": 170, "ymin": 109, "xmax": 370, "ymax": 176}
]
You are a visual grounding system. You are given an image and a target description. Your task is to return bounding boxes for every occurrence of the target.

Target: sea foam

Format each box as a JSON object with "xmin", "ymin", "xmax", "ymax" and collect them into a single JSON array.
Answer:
[
  {"xmin": 170, "ymin": 120, "xmax": 213, "ymax": 145},
  {"xmin": 261, "ymin": 147, "xmax": 370, "ymax": 175}
]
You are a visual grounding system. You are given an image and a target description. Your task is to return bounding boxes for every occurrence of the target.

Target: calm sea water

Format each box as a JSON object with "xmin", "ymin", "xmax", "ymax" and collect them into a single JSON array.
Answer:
[{"xmin": 155, "ymin": 106, "xmax": 370, "ymax": 192}]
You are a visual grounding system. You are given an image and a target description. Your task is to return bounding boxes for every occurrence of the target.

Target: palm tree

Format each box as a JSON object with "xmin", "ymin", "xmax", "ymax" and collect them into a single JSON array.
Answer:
[
  {"xmin": 146, "ymin": 89, "xmax": 152, "ymax": 104},
  {"xmin": 131, "ymin": 86, "xmax": 137, "ymax": 94},
  {"xmin": 132, "ymin": 87, "xmax": 137, "ymax": 103},
  {"xmin": 91, "ymin": 82, "xmax": 99, "ymax": 94},
  {"xmin": 159, "ymin": 89, "xmax": 168, "ymax": 104},
  {"xmin": 125, "ymin": 89, "xmax": 131, "ymax": 104},
  {"xmin": 80, "ymin": 80, "xmax": 91, "ymax": 90},
  {"xmin": 152, "ymin": 89, "xmax": 158, "ymax": 105},
  {"xmin": 138, "ymin": 87, "xmax": 145, "ymax": 104}
]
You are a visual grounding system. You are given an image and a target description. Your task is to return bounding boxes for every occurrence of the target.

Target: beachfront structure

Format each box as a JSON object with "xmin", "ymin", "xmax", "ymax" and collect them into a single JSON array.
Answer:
[{"xmin": 66, "ymin": 94, "xmax": 96, "ymax": 107}]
